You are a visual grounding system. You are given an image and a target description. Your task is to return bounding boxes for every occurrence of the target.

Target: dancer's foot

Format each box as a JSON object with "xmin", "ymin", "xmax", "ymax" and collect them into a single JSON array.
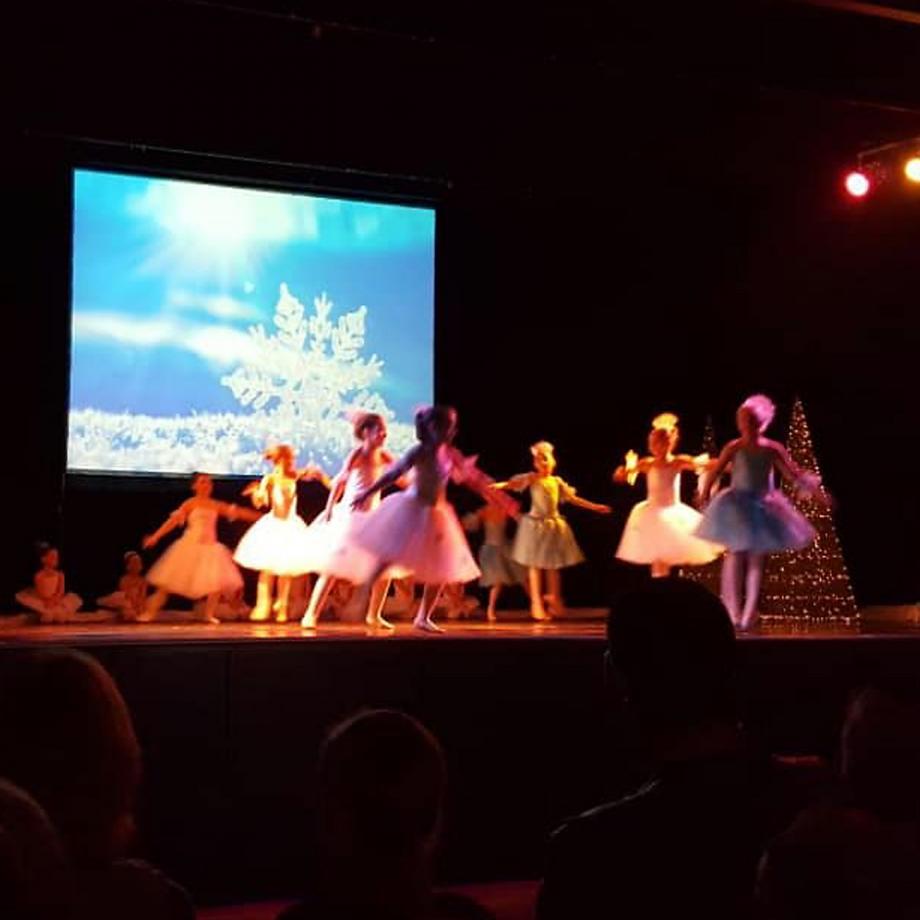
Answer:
[
  {"xmin": 199, "ymin": 615, "xmax": 220, "ymax": 625},
  {"xmin": 366, "ymin": 614, "xmax": 395, "ymax": 630},
  {"xmin": 486, "ymin": 608, "xmax": 497, "ymax": 624},
  {"xmin": 414, "ymin": 615, "xmax": 444, "ymax": 634},
  {"xmin": 136, "ymin": 608, "xmax": 157, "ymax": 623},
  {"xmin": 530, "ymin": 602, "xmax": 550, "ymax": 621},
  {"xmin": 273, "ymin": 604, "xmax": 288, "ymax": 624},
  {"xmin": 300, "ymin": 614, "xmax": 317, "ymax": 629},
  {"xmin": 249, "ymin": 604, "xmax": 270, "ymax": 622},
  {"xmin": 544, "ymin": 594, "xmax": 564, "ymax": 618},
  {"xmin": 740, "ymin": 611, "xmax": 760, "ymax": 631}
]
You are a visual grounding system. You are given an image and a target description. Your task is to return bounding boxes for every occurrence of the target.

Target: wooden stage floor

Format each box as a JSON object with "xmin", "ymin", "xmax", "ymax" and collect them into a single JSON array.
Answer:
[{"xmin": 1, "ymin": 614, "xmax": 918, "ymax": 647}]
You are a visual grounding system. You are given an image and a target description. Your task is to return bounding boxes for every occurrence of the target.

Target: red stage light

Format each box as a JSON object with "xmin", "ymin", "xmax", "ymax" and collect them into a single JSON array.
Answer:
[{"xmin": 844, "ymin": 171, "xmax": 870, "ymax": 198}]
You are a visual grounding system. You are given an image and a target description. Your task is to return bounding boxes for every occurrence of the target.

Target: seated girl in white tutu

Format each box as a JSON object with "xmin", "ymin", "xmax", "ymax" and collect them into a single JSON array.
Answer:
[
  {"xmin": 696, "ymin": 394, "xmax": 828, "ymax": 630},
  {"xmin": 462, "ymin": 503, "xmax": 526, "ymax": 622},
  {"xmin": 497, "ymin": 441, "xmax": 611, "ymax": 621},
  {"xmin": 97, "ymin": 551, "xmax": 148, "ymax": 621},
  {"xmin": 140, "ymin": 472, "xmax": 259, "ymax": 624},
  {"xmin": 300, "ymin": 412, "xmax": 402, "ymax": 630},
  {"xmin": 234, "ymin": 444, "xmax": 326, "ymax": 623},
  {"xmin": 614, "ymin": 414, "xmax": 723, "ymax": 579},
  {"xmin": 343, "ymin": 405, "xmax": 518, "ymax": 633},
  {"xmin": 16, "ymin": 543, "xmax": 82, "ymax": 623}
]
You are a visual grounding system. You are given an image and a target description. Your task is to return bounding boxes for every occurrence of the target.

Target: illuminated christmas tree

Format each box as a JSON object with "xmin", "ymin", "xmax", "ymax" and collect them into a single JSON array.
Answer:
[
  {"xmin": 680, "ymin": 415, "xmax": 722, "ymax": 593},
  {"xmin": 761, "ymin": 397, "xmax": 858, "ymax": 623}
]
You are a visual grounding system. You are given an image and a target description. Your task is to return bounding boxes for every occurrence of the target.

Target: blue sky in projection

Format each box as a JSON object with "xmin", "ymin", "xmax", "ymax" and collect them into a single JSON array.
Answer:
[{"xmin": 70, "ymin": 170, "xmax": 435, "ymax": 419}]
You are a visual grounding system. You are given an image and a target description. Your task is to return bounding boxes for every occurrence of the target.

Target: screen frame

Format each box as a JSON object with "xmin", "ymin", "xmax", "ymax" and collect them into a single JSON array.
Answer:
[{"xmin": 64, "ymin": 142, "xmax": 442, "ymax": 489}]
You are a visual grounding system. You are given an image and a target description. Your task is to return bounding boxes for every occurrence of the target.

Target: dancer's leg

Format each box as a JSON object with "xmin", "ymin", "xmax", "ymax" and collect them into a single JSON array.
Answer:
[
  {"xmin": 274, "ymin": 575, "xmax": 292, "ymax": 622},
  {"xmin": 302, "ymin": 574, "xmax": 335, "ymax": 628},
  {"xmin": 651, "ymin": 561, "xmax": 671, "ymax": 578},
  {"xmin": 201, "ymin": 592, "xmax": 220, "ymax": 624},
  {"xmin": 528, "ymin": 568, "xmax": 547, "ymax": 620},
  {"xmin": 546, "ymin": 568, "xmax": 564, "ymax": 617},
  {"xmin": 414, "ymin": 583, "xmax": 446, "ymax": 633},
  {"xmin": 138, "ymin": 587, "xmax": 169, "ymax": 623},
  {"xmin": 741, "ymin": 553, "xmax": 764, "ymax": 630},
  {"xmin": 365, "ymin": 564, "xmax": 396, "ymax": 629},
  {"xmin": 367, "ymin": 577, "xmax": 392, "ymax": 627},
  {"xmin": 250, "ymin": 572, "xmax": 274, "ymax": 621},
  {"xmin": 720, "ymin": 552, "xmax": 743, "ymax": 625},
  {"xmin": 486, "ymin": 585, "xmax": 501, "ymax": 623}
]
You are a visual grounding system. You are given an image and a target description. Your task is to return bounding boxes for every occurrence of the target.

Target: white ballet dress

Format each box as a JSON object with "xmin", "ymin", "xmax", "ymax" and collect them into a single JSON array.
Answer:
[
  {"xmin": 616, "ymin": 463, "xmax": 723, "ymax": 566},
  {"xmin": 341, "ymin": 447, "xmax": 481, "ymax": 586},
  {"xmin": 234, "ymin": 478, "xmax": 314, "ymax": 576},
  {"xmin": 148, "ymin": 506, "xmax": 243, "ymax": 599},
  {"xmin": 511, "ymin": 476, "xmax": 584, "ymax": 570}
]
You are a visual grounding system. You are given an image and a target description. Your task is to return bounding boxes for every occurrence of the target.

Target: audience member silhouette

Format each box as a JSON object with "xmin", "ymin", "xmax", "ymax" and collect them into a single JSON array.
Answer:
[
  {"xmin": 538, "ymin": 578, "xmax": 773, "ymax": 920},
  {"xmin": 0, "ymin": 648, "xmax": 193, "ymax": 920},
  {"xmin": 279, "ymin": 708, "xmax": 493, "ymax": 920},
  {"xmin": 0, "ymin": 778, "xmax": 68, "ymax": 919},
  {"xmin": 757, "ymin": 683, "xmax": 920, "ymax": 919}
]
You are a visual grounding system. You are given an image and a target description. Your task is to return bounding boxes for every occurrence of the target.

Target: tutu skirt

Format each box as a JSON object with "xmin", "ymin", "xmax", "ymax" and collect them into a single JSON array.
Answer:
[
  {"xmin": 341, "ymin": 491, "xmax": 480, "ymax": 585},
  {"xmin": 234, "ymin": 512, "xmax": 315, "ymax": 576},
  {"xmin": 617, "ymin": 501, "xmax": 722, "ymax": 566},
  {"xmin": 511, "ymin": 515, "xmax": 584, "ymax": 570},
  {"xmin": 148, "ymin": 535, "xmax": 243, "ymax": 599},
  {"xmin": 16, "ymin": 590, "xmax": 82, "ymax": 620},
  {"xmin": 300, "ymin": 508, "xmax": 396, "ymax": 582},
  {"xmin": 479, "ymin": 543, "xmax": 526, "ymax": 588},
  {"xmin": 695, "ymin": 488, "xmax": 815, "ymax": 553}
]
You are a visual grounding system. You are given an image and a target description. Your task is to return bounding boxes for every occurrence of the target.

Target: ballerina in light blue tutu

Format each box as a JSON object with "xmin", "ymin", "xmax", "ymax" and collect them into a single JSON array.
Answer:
[{"xmin": 696, "ymin": 395, "xmax": 828, "ymax": 630}]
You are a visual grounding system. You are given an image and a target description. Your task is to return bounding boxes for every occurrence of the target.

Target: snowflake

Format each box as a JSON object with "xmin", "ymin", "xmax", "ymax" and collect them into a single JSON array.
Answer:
[{"xmin": 68, "ymin": 284, "xmax": 416, "ymax": 476}]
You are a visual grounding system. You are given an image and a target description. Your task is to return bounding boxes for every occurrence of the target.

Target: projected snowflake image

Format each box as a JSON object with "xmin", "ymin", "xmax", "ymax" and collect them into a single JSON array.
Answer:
[{"xmin": 67, "ymin": 170, "xmax": 434, "ymax": 476}]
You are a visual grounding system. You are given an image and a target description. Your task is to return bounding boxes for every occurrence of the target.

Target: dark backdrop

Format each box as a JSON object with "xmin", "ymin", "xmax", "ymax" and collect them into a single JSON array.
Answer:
[{"xmin": 4, "ymin": 1, "xmax": 919, "ymax": 607}]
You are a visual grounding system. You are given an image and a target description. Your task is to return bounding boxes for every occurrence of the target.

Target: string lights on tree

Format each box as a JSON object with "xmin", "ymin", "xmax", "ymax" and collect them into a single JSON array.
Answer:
[
  {"xmin": 844, "ymin": 135, "xmax": 920, "ymax": 199},
  {"xmin": 760, "ymin": 397, "xmax": 858, "ymax": 624}
]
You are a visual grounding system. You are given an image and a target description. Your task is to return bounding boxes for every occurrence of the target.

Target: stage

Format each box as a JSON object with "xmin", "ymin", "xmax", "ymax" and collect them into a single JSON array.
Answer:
[{"xmin": 2, "ymin": 613, "xmax": 920, "ymax": 904}]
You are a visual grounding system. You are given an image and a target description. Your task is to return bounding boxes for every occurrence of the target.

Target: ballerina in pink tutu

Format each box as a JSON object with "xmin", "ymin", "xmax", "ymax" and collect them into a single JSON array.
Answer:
[
  {"xmin": 140, "ymin": 472, "xmax": 259, "ymax": 624},
  {"xmin": 300, "ymin": 412, "xmax": 401, "ymax": 630},
  {"xmin": 344, "ymin": 405, "xmax": 518, "ymax": 633},
  {"xmin": 234, "ymin": 444, "xmax": 326, "ymax": 623},
  {"xmin": 15, "ymin": 543, "xmax": 83, "ymax": 623}
]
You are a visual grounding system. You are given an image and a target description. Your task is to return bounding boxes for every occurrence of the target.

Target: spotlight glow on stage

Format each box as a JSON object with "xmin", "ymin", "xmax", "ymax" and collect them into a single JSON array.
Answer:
[
  {"xmin": 844, "ymin": 171, "xmax": 870, "ymax": 198},
  {"xmin": 905, "ymin": 157, "xmax": 920, "ymax": 183}
]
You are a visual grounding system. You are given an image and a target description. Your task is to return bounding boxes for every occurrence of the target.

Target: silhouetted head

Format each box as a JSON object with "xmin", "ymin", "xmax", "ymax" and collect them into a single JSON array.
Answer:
[
  {"xmin": 353, "ymin": 412, "xmax": 387, "ymax": 446},
  {"xmin": 606, "ymin": 579, "xmax": 737, "ymax": 735},
  {"xmin": 841, "ymin": 684, "xmax": 920, "ymax": 823},
  {"xmin": 530, "ymin": 440, "xmax": 556, "ymax": 475},
  {"xmin": 264, "ymin": 444, "xmax": 296, "ymax": 474},
  {"xmin": 648, "ymin": 427, "xmax": 672, "ymax": 459},
  {"xmin": 0, "ymin": 649, "xmax": 141, "ymax": 866},
  {"xmin": 36, "ymin": 543, "xmax": 59, "ymax": 569},
  {"xmin": 124, "ymin": 551, "xmax": 143, "ymax": 575},
  {"xmin": 0, "ymin": 779, "xmax": 67, "ymax": 918},
  {"xmin": 317, "ymin": 709, "xmax": 446, "ymax": 867}
]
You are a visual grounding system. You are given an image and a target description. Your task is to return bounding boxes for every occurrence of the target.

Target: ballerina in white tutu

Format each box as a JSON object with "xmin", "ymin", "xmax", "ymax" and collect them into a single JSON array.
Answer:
[
  {"xmin": 140, "ymin": 472, "xmax": 259, "ymax": 624},
  {"xmin": 300, "ymin": 413, "xmax": 401, "ymax": 630},
  {"xmin": 344, "ymin": 405, "xmax": 518, "ymax": 633},
  {"xmin": 15, "ymin": 543, "xmax": 82, "ymax": 623},
  {"xmin": 696, "ymin": 394, "xmax": 829, "ymax": 629},
  {"xmin": 234, "ymin": 444, "xmax": 326, "ymax": 623},
  {"xmin": 497, "ymin": 441, "xmax": 611, "ymax": 621},
  {"xmin": 614, "ymin": 414, "xmax": 723, "ymax": 579},
  {"xmin": 462, "ymin": 503, "xmax": 526, "ymax": 622},
  {"xmin": 97, "ymin": 551, "xmax": 148, "ymax": 621}
]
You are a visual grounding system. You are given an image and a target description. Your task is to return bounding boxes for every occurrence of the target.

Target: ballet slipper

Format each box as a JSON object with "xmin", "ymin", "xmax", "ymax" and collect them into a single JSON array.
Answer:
[
  {"xmin": 740, "ymin": 611, "xmax": 760, "ymax": 631},
  {"xmin": 300, "ymin": 614, "xmax": 317, "ymax": 629},
  {"xmin": 366, "ymin": 614, "xmax": 396, "ymax": 630},
  {"xmin": 413, "ymin": 615, "xmax": 444, "ymax": 634},
  {"xmin": 249, "ymin": 605, "xmax": 271, "ymax": 622},
  {"xmin": 486, "ymin": 608, "xmax": 497, "ymax": 623}
]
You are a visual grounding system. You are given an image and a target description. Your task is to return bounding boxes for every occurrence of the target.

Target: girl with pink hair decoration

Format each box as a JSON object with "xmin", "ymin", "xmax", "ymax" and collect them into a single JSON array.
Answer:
[
  {"xmin": 342, "ymin": 405, "xmax": 518, "ymax": 633},
  {"xmin": 696, "ymin": 394, "xmax": 828, "ymax": 630}
]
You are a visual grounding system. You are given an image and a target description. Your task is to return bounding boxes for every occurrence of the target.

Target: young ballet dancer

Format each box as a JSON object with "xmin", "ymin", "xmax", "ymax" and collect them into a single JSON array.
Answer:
[
  {"xmin": 234, "ymin": 444, "xmax": 324, "ymax": 623},
  {"xmin": 498, "ymin": 441, "xmax": 611, "ymax": 620},
  {"xmin": 696, "ymin": 394, "xmax": 826, "ymax": 630},
  {"xmin": 614, "ymin": 414, "xmax": 723, "ymax": 578},
  {"xmin": 462, "ymin": 503, "xmax": 526, "ymax": 621},
  {"xmin": 341, "ymin": 405, "xmax": 518, "ymax": 633},
  {"xmin": 15, "ymin": 543, "xmax": 82, "ymax": 623},
  {"xmin": 140, "ymin": 472, "xmax": 258, "ymax": 624},
  {"xmin": 97, "ymin": 550, "xmax": 148, "ymax": 621},
  {"xmin": 300, "ymin": 412, "xmax": 400, "ymax": 630}
]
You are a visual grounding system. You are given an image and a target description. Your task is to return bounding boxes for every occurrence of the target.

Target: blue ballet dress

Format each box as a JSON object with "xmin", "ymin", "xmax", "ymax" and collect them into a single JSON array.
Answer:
[{"xmin": 695, "ymin": 447, "xmax": 815, "ymax": 553}]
